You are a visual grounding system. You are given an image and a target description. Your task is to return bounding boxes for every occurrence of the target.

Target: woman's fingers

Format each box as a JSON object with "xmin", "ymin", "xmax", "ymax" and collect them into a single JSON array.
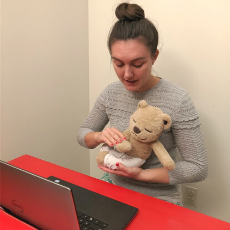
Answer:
[
  {"xmin": 98, "ymin": 165, "xmax": 129, "ymax": 177},
  {"xmin": 98, "ymin": 163, "xmax": 142, "ymax": 179},
  {"xmin": 101, "ymin": 127, "xmax": 126, "ymax": 146},
  {"xmin": 116, "ymin": 163, "xmax": 142, "ymax": 178},
  {"xmin": 111, "ymin": 127, "xmax": 126, "ymax": 140}
]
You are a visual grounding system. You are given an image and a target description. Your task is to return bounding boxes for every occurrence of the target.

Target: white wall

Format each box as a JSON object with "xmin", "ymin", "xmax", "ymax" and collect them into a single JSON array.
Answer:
[
  {"xmin": 1, "ymin": 0, "xmax": 90, "ymax": 175},
  {"xmin": 89, "ymin": 0, "xmax": 230, "ymax": 222}
]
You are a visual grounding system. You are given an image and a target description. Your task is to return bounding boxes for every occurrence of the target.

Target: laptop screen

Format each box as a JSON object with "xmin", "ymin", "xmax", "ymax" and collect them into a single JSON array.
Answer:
[{"xmin": 0, "ymin": 160, "xmax": 80, "ymax": 230}]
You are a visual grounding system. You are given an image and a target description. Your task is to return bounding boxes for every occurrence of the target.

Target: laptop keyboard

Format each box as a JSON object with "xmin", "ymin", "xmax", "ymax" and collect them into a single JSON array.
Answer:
[{"xmin": 77, "ymin": 211, "xmax": 108, "ymax": 230}]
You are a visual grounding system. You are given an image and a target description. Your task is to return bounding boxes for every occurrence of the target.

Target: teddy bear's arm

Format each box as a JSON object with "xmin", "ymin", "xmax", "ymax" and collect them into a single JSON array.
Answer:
[
  {"xmin": 114, "ymin": 129, "xmax": 131, "ymax": 152},
  {"xmin": 151, "ymin": 140, "xmax": 175, "ymax": 170},
  {"xmin": 123, "ymin": 129, "xmax": 131, "ymax": 140},
  {"xmin": 115, "ymin": 140, "xmax": 132, "ymax": 152},
  {"xmin": 115, "ymin": 129, "xmax": 132, "ymax": 152}
]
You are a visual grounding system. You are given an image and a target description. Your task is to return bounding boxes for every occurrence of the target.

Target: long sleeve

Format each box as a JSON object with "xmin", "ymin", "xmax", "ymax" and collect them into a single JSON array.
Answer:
[
  {"xmin": 77, "ymin": 89, "xmax": 109, "ymax": 148},
  {"xmin": 168, "ymin": 126, "xmax": 208, "ymax": 184},
  {"xmin": 168, "ymin": 93, "xmax": 208, "ymax": 184}
]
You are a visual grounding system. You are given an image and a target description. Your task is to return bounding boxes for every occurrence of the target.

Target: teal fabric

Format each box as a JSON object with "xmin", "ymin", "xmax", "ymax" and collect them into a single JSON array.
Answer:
[
  {"xmin": 101, "ymin": 172, "xmax": 113, "ymax": 184},
  {"xmin": 174, "ymin": 202, "xmax": 183, "ymax": 206}
]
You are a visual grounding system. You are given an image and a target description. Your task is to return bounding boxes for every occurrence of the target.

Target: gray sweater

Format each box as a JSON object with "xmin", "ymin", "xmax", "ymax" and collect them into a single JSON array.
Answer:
[{"xmin": 77, "ymin": 78, "xmax": 208, "ymax": 204}]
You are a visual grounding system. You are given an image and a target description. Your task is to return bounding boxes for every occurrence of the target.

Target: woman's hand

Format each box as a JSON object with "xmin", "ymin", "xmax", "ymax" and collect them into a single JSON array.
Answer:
[
  {"xmin": 98, "ymin": 163, "xmax": 170, "ymax": 184},
  {"xmin": 98, "ymin": 163, "xmax": 143, "ymax": 180},
  {"xmin": 94, "ymin": 127, "xmax": 126, "ymax": 147},
  {"xmin": 84, "ymin": 127, "xmax": 126, "ymax": 149}
]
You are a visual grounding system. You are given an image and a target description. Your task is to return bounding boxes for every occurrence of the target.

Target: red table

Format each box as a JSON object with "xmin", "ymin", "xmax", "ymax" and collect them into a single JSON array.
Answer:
[{"xmin": 1, "ymin": 155, "xmax": 229, "ymax": 230}]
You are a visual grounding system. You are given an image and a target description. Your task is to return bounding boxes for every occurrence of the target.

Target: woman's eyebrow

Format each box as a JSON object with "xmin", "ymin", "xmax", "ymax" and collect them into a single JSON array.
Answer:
[{"xmin": 111, "ymin": 57, "xmax": 146, "ymax": 62}]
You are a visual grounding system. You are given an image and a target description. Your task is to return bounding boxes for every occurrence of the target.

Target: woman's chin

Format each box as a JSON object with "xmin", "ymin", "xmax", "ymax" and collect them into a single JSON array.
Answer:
[{"xmin": 124, "ymin": 85, "xmax": 139, "ymax": 92}]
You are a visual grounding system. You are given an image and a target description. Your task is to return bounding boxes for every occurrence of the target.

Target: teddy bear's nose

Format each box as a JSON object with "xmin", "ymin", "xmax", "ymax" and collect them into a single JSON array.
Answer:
[{"xmin": 133, "ymin": 126, "xmax": 141, "ymax": 134}]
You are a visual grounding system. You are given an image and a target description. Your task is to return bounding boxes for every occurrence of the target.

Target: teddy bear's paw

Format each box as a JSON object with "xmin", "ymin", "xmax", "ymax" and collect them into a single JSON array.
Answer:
[
  {"xmin": 96, "ymin": 151, "xmax": 109, "ymax": 166},
  {"xmin": 159, "ymin": 155, "xmax": 175, "ymax": 171},
  {"xmin": 116, "ymin": 141, "xmax": 132, "ymax": 152},
  {"xmin": 166, "ymin": 165, "xmax": 175, "ymax": 171},
  {"xmin": 96, "ymin": 157, "xmax": 104, "ymax": 166},
  {"xmin": 164, "ymin": 161, "xmax": 176, "ymax": 171}
]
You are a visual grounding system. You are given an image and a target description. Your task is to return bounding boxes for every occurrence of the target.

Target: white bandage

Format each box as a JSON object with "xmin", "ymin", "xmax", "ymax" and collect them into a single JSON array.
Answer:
[{"xmin": 104, "ymin": 149, "xmax": 145, "ymax": 170}]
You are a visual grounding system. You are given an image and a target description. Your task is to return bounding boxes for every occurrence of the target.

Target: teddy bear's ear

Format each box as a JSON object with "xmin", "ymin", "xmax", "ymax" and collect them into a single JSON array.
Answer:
[
  {"xmin": 137, "ymin": 100, "xmax": 148, "ymax": 109},
  {"xmin": 162, "ymin": 114, "xmax": 172, "ymax": 130}
]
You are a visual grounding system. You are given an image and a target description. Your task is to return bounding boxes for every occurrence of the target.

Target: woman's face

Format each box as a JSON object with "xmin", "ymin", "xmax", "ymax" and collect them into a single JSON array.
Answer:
[{"xmin": 111, "ymin": 39, "xmax": 158, "ymax": 92}]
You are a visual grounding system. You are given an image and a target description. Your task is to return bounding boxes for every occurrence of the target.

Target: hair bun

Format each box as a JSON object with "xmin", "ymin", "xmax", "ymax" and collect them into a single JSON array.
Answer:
[{"xmin": 115, "ymin": 3, "xmax": 145, "ymax": 21}]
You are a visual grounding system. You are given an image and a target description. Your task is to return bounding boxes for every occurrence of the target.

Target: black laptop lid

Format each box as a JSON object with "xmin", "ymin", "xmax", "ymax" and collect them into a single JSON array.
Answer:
[{"xmin": 48, "ymin": 176, "xmax": 139, "ymax": 230}]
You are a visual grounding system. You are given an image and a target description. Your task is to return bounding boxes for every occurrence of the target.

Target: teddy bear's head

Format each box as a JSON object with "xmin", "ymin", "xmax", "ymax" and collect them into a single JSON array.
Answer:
[{"xmin": 129, "ymin": 100, "xmax": 172, "ymax": 143}]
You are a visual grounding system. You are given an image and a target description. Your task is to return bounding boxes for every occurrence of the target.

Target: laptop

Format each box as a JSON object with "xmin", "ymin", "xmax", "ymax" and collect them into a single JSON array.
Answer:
[{"xmin": 0, "ymin": 160, "xmax": 138, "ymax": 230}]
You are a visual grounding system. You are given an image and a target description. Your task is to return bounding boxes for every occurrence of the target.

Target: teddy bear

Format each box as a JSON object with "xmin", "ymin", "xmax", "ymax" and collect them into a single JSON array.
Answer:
[{"xmin": 96, "ymin": 100, "xmax": 175, "ymax": 171}]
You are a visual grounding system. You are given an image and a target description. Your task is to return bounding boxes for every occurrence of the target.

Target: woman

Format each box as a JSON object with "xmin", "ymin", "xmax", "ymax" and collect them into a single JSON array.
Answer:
[{"xmin": 77, "ymin": 2, "xmax": 208, "ymax": 205}]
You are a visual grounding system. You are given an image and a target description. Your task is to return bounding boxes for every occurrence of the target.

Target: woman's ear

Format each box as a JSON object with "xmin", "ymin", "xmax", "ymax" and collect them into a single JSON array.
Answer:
[{"xmin": 152, "ymin": 49, "xmax": 159, "ymax": 65}]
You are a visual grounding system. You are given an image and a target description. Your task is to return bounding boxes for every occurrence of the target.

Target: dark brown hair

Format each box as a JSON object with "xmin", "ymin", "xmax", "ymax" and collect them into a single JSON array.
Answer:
[{"xmin": 108, "ymin": 3, "xmax": 158, "ymax": 57}]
